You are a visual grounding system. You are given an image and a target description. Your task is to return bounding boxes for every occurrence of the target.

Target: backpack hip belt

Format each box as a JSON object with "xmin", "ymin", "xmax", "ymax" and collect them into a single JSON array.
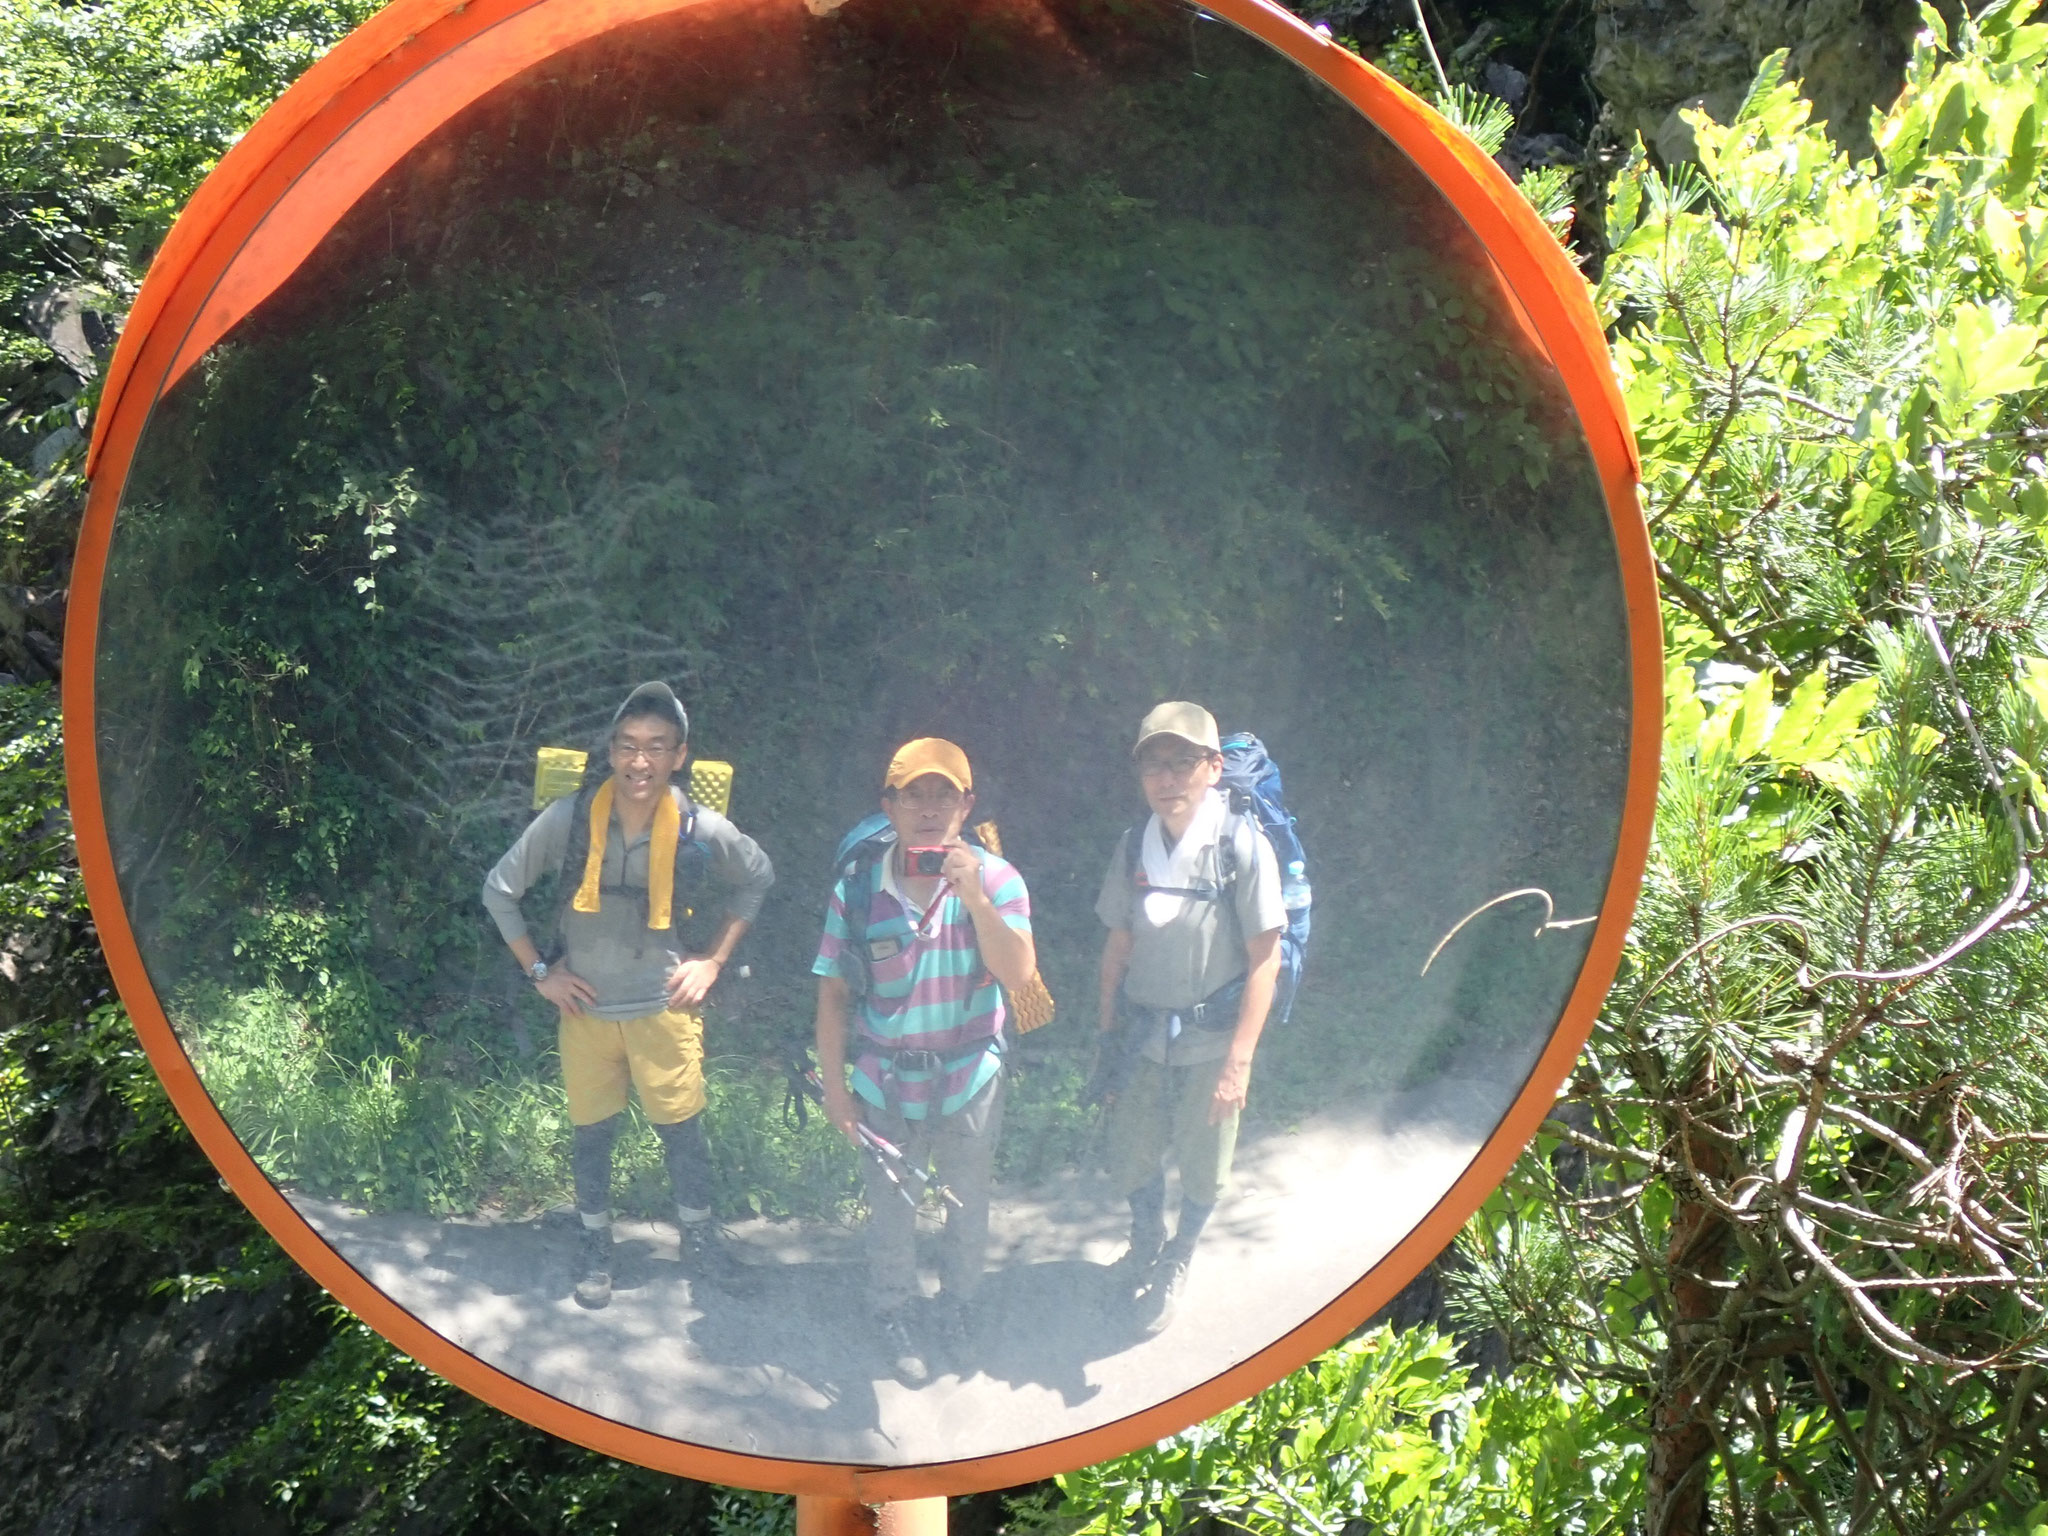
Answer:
[
  {"xmin": 1131, "ymin": 973, "xmax": 1247, "ymax": 1035},
  {"xmin": 864, "ymin": 1041, "xmax": 1000, "ymax": 1114},
  {"xmin": 875, "ymin": 1047, "xmax": 947, "ymax": 1075}
]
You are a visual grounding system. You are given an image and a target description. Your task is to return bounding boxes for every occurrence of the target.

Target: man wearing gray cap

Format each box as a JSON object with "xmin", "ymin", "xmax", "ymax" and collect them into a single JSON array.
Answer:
[
  {"xmin": 1095, "ymin": 700, "xmax": 1284, "ymax": 1332},
  {"xmin": 484, "ymin": 681, "xmax": 775, "ymax": 1308}
]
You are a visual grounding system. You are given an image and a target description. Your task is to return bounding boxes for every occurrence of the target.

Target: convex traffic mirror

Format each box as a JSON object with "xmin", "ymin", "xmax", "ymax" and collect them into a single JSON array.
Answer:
[{"xmin": 70, "ymin": 0, "xmax": 1656, "ymax": 1495}]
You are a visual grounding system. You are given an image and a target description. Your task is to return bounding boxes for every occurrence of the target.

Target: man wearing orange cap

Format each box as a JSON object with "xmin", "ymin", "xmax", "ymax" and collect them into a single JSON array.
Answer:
[{"xmin": 813, "ymin": 738, "xmax": 1035, "ymax": 1385}]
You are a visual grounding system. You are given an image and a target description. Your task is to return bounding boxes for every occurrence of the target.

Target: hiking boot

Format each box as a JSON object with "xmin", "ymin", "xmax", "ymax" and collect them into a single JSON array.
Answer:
[
  {"xmin": 1106, "ymin": 1227, "xmax": 1166, "ymax": 1291},
  {"xmin": 929, "ymin": 1296, "xmax": 972, "ymax": 1368},
  {"xmin": 878, "ymin": 1304, "xmax": 930, "ymax": 1387},
  {"xmin": 574, "ymin": 1225, "xmax": 614, "ymax": 1310},
  {"xmin": 680, "ymin": 1218, "xmax": 738, "ymax": 1287},
  {"xmin": 1136, "ymin": 1254, "xmax": 1190, "ymax": 1336}
]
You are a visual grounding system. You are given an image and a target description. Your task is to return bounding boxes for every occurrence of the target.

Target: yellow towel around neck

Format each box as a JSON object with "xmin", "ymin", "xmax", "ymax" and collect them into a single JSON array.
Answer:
[{"xmin": 572, "ymin": 780, "xmax": 681, "ymax": 929}]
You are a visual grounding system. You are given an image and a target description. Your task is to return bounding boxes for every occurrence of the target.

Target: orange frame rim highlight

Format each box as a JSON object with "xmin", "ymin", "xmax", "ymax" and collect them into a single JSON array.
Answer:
[{"xmin": 65, "ymin": 0, "xmax": 1659, "ymax": 1500}]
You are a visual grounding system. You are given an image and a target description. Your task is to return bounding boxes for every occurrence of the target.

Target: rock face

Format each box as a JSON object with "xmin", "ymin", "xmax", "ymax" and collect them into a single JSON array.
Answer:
[
  {"xmin": 0, "ymin": 1237, "xmax": 314, "ymax": 1536},
  {"xmin": 22, "ymin": 286, "xmax": 116, "ymax": 381},
  {"xmin": 1592, "ymin": 0, "xmax": 1922, "ymax": 157}
]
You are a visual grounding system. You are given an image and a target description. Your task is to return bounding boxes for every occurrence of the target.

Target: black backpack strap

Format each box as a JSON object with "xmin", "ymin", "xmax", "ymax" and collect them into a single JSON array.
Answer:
[
  {"xmin": 840, "ymin": 848, "xmax": 887, "ymax": 1000},
  {"xmin": 543, "ymin": 781, "xmax": 602, "ymax": 963},
  {"xmin": 554, "ymin": 781, "xmax": 599, "ymax": 884},
  {"xmin": 1217, "ymin": 808, "xmax": 1245, "ymax": 892}
]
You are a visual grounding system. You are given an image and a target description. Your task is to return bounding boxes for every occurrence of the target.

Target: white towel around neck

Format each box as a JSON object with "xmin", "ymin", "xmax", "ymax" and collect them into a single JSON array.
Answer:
[{"xmin": 1140, "ymin": 788, "xmax": 1228, "ymax": 927}]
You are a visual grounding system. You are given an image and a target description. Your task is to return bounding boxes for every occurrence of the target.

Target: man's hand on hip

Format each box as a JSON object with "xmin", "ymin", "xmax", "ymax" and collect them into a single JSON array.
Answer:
[
  {"xmin": 537, "ymin": 965, "xmax": 598, "ymax": 1015},
  {"xmin": 666, "ymin": 955, "xmax": 722, "ymax": 1008}
]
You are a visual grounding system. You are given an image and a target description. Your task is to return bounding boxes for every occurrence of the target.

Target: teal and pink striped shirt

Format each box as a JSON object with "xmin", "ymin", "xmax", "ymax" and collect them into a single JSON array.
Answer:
[{"xmin": 813, "ymin": 849, "xmax": 1032, "ymax": 1118}]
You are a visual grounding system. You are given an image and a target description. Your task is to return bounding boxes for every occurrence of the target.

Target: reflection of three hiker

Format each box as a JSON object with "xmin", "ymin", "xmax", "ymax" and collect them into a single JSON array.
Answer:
[{"xmin": 482, "ymin": 683, "xmax": 1296, "ymax": 1384}]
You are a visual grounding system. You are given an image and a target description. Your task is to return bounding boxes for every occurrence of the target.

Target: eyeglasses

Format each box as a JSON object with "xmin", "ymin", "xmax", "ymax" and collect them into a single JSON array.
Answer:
[
  {"xmin": 1138, "ymin": 753, "xmax": 1211, "ymax": 781},
  {"xmin": 892, "ymin": 787, "xmax": 965, "ymax": 811},
  {"xmin": 611, "ymin": 739, "xmax": 680, "ymax": 763}
]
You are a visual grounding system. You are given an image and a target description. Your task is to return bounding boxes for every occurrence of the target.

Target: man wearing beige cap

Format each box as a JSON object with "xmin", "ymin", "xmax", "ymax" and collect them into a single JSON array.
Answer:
[
  {"xmin": 1095, "ymin": 701, "xmax": 1284, "ymax": 1333},
  {"xmin": 813, "ymin": 738, "xmax": 1035, "ymax": 1384}
]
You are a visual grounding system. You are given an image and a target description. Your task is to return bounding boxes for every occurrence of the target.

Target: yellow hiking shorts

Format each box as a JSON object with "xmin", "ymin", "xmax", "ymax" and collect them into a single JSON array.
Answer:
[{"xmin": 559, "ymin": 1007, "xmax": 705, "ymax": 1126}]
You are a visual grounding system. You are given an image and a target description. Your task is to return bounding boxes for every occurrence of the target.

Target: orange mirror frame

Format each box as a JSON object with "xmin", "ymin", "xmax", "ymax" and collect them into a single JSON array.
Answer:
[{"xmin": 65, "ymin": 0, "xmax": 1660, "ymax": 1500}]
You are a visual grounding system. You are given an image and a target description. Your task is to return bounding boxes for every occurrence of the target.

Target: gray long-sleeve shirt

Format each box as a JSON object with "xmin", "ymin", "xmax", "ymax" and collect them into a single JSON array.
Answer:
[{"xmin": 483, "ymin": 789, "xmax": 775, "ymax": 1020}]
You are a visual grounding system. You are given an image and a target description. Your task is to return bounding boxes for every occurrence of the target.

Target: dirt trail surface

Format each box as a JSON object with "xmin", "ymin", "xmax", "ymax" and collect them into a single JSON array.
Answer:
[{"xmin": 291, "ymin": 1074, "xmax": 1507, "ymax": 1465}]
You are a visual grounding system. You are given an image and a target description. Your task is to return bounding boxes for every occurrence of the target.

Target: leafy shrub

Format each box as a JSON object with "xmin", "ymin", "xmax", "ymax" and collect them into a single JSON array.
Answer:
[
  {"xmin": 1453, "ymin": 4, "xmax": 2048, "ymax": 1528},
  {"xmin": 1036, "ymin": 1324, "xmax": 1644, "ymax": 1534}
]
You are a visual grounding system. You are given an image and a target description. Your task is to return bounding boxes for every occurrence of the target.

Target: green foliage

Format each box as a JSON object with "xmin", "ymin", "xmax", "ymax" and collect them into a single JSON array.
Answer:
[
  {"xmin": 1036, "ymin": 1325, "xmax": 1643, "ymax": 1534},
  {"xmin": 0, "ymin": 682, "xmax": 73, "ymax": 927},
  {"xmin": 183, "ymin": 974, "xmax": 865, "ymax": 1219},
  {"xmin": 193, "ymin": 1308, "xmax": 716, "ymax": 1534},
  {"xmin": 0, "ymin": 0, "xmax": 379, "ymax": 580},
  {"xmin": 1378, "ymin": 41, "xmax": 1579, "ymax": 241},
  {"xmin": 185, "ymin": 982, "xmax": 566, "ymax": 1214},
  {"xmin": 1452, "ymin": 7, "xmax": 2048, "ymax": 1529},
  {"xmin": 708, "ymin": 1488, "xmax": 799, "ymax": 1536},
  {"xmin": 0, "ymin": 0, "xmax": 376, "ymax": 299},
  {"xmin": 1601, "ymin": 13, "xmax": 2048, "ymax": 673},
  {"xmin": 28, "ymin": 0, "xmax": 2048, "ymax": 1530},
  {"xmin": 0, "ymin": 690, "xmax": 195, "ymax": 1251}
]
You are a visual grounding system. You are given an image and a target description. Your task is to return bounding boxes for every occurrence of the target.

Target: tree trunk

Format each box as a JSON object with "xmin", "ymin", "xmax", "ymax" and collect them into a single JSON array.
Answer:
[{"xmin": 1648, "ymin": 1131, "xmax": 1734, "ymax": 1535}]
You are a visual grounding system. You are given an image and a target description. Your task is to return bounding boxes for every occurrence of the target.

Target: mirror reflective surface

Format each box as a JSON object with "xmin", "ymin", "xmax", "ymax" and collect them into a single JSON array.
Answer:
[{"xmin": 90, "ymin": 0, "xmax": 1634, "ymax": 1466}]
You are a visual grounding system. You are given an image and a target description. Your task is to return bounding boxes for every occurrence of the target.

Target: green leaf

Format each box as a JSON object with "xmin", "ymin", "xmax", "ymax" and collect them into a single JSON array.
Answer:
[
  {"xmin": 1977, "ymin": 0, "xmax": 2029, "ymax": 35},
  {"xmin": 2018, "ymin": 656, "xmax": 2048, "ymax": 722},
  {"xmin": 1775, "ymin": 672, "xmax": 1882, "ymax": 766},
  {"xmin": 1665, "ymin": 661, "xmax": 1707, "ymax": 747},
  {"xmin": 2005, "ymin": 102, "xmax": 2040, "ymax": 198},
  {"xmin": 1768, "ymin": 668, "xmax": 1830, "ymax": 754},
  {"xmin": 1927, "ymin": 79, "xmax": 1970, "ymax": 153},
  {"xmin": 1919, "ymin": 2, "xmax": 1951, "ymax": 51},
  {"xmin": 1438, "ymin": 84, "xmax": 1515, "ymax": 157},
  {"xmin": 1729, "ymin": 669, "xmax": 1777, "ymax": 761},
  {"xmin": 1841, "ymin": 480, "xmax": 1893, "ymax": 533},
  {"xmin": 1930, "ymin": 304, "xmax": 2046, "ymax": 421},
  {"xmin": 1827, "ymin": 185, "xmax": 1881, "ymax": 254},
  {"xmin": 1700, "ymin": 668, "xmax": 1776, "ymax": 764}
]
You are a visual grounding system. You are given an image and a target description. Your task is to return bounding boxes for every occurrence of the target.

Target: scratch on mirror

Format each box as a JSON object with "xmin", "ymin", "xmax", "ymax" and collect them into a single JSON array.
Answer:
[{"xmin": 1420, "ymin": 887, "xmax": 1598, "ymax": 977}]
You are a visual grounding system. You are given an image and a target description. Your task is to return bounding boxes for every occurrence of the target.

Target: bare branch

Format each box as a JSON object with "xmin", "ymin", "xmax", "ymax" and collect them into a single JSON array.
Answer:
[{"xmin": 1781, "ymin": 1209, "xmax": 2014, "ymax": 1372}]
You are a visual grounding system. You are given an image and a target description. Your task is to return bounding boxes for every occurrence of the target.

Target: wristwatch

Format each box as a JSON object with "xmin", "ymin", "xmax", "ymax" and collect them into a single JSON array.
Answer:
[{"xmin": 526, "ymin": 959, "xmax": 549, "ymax": 983}]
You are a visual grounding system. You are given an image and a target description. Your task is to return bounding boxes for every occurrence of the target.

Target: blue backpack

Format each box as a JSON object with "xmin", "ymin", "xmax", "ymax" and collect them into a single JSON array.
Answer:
[{"xmin": 1125, "ymin": 732, "xmax": 1311, "ymax": 1025}]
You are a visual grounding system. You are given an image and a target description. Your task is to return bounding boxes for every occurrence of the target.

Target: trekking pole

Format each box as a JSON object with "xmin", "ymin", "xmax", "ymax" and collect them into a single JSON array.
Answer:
[
  {"xmin": 867, "ymin": 1139, "xmax": 920, "ymax": 1209},
  {"xmin": 823, "ymin": 1073, "xmax": 966, "ymax": 1211},
  {"xmin": 784, "ymin": 1054, "xmax": 917, "ymax": 1207},
  {"xmin": 785, "ymin": 1057, "xmax": 964, "ymax": 1210},
  {"xmin": 855, "ymin": 1121, "xmax": 965, "ymax": 1211}
]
